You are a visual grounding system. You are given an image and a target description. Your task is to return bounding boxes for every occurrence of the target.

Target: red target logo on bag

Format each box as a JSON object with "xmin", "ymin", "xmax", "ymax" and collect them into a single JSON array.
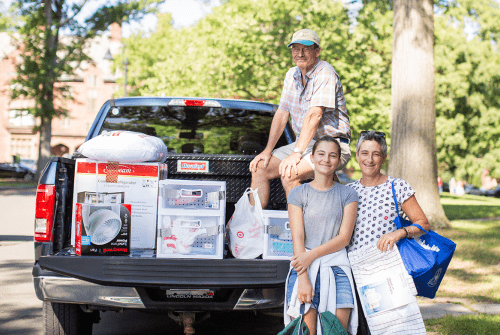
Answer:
[{"xmin": 236, "ymin": 231, "xmax": 244, "ymax": 238}]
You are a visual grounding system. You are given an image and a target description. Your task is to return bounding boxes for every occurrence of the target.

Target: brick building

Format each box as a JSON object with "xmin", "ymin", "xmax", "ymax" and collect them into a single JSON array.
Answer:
[{"xmin": 0, "ymin": 23, "xmax": 123, "ymax": 165}]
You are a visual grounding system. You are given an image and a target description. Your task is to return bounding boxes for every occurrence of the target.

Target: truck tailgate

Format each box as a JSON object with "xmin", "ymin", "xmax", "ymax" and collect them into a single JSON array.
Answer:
[{"xmin": 38, "ymin": 256, "xmax": 290, "ymax": 288}]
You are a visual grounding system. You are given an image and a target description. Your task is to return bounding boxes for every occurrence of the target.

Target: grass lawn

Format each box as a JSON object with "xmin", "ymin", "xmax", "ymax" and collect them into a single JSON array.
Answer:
[
  {"xmin": 423, "ymin": 193, "xmax": 500, "ymax": 334},
  {"xmin": 0, "ymin": 178, "xmax": 37, "ymax": 188},
  {"xmin": 440, "ymin": 192, "xmax": 500, "ymax": 220},
  {"xmin": 426, "ymin": 314, "xmax": 500, "ymax": 335}
]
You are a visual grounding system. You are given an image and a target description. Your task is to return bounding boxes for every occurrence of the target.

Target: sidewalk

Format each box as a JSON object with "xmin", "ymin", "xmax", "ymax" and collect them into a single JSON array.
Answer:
[{"xmin": 418, "ymin": 297, "xmax": 500, "ymax": 320}]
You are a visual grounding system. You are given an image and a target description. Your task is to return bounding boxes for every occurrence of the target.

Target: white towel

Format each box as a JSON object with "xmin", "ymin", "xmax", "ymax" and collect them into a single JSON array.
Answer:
[{"xmin": 284, "ymin": 248, "xmax": 358, "ymax": 335}]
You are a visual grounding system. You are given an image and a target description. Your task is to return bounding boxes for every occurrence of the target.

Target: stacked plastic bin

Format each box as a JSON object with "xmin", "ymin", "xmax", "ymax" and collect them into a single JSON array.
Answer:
[
  {"xmin": 263, "ymin": 210, "xmax": 293, "ymax": 260},
  {"xmin": 156, "ymin": 180, "xmax": 226, "ymax": 259}
]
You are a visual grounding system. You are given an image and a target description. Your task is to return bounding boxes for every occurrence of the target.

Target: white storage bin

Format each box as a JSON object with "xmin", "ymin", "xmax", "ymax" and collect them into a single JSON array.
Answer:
[
  {"xmin": 157, "ymin": 214, "xmax": 224, "ymax": 259},
  {"xmin": 158, "ymin": 180, "xmax": 226, "ymax": 211},
  {"xmin": 263, "ymin": 210, "xmax": 293, "ymax": 260}
]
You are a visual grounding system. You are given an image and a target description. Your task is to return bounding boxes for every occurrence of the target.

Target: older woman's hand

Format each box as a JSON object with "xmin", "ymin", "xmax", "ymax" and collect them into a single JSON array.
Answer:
[
  {"xmin": 376, "ymin": 229, "xmax": 407, "ymax": 252},
  {"xmin": 291, "ymin": 251, "xmax": 314, "ymax": 276}
]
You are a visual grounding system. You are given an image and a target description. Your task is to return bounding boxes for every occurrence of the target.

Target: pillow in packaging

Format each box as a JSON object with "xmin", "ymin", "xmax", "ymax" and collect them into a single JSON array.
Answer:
[{"xmin": 77, "ymin": 130, "xmax": 168, "ymax": 163}]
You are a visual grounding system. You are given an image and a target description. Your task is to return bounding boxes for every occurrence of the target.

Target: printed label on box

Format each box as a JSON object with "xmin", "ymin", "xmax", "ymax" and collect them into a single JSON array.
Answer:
[
  {"xmin": 177, "ymin": 160, "xmax": 209, "ymax": 173},
  {"xmin": 75, "ymin": 203, "xmax": 131, "ymax": 256},
  {"xmin": 71, "ymin": 159, "xmax": 164, "ymax": 249}
]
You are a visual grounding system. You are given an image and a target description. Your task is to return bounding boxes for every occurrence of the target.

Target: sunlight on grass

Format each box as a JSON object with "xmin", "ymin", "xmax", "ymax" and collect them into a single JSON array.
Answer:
[
  {"xmin": 435, "ymin": 219, "xmax": 500, "ymax": 303},
  {"xmin": 425, "ymin": 314, "xmax": 500, "ymax": 335},
  {"xmin": 439, "ymin": 193, "xmax": 500, "ymax": 220}
]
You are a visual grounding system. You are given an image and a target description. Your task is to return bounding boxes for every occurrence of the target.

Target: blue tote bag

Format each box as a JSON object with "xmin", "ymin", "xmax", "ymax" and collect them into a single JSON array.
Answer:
[{"xmin": 391, "ymin": 180, "xmax": 456, "ymax": 299}]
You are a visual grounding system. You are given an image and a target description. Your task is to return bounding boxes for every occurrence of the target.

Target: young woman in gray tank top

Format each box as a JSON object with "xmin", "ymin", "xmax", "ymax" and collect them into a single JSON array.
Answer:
[{"xmin": 285, "ymin": 136, "xmax": 359, "ymax": 335}]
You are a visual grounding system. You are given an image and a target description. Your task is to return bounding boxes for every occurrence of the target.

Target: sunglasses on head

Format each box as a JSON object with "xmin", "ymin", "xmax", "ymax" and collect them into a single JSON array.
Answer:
[{"xmin": 360, "ymin": 130, "xmax": 386, "ymax": 138}]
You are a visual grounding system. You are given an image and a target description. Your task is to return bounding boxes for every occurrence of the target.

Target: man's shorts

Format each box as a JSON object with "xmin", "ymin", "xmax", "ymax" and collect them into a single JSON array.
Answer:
[{"xmin": 272, "ymin": 139, "xmax": 351, "ymax": 171}]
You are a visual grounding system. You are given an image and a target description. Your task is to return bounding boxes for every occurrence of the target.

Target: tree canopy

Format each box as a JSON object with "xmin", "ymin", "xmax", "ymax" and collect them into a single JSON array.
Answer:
[
  {"xmin": 8, "ymin": 0, "xmax": 165, "ymax": 177},
  {"xmin": 122, "ymin": 0, "xmax": 499, "ymax": 184}
]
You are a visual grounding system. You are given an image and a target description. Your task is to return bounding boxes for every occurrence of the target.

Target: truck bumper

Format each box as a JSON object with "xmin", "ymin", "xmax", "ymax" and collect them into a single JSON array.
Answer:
[
  {"xmin": 33, "ymin": 275, "xmax": 146, "ymax": 308},
  {"xmin": 33, "ymin": 265, "xmax": 285, "ymax": 311}
]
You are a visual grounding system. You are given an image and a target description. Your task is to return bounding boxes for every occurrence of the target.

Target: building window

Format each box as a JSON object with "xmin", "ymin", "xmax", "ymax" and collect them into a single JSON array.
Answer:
[
  {"xmin": 8, "ymin": 110, "xmax": 35, "ymax": 127},
  {"xmin": 62, "ymin": 116, "xmax": 71, "ymax": 128},
  {"xmin": 87, "ymin": 90, "xmax": 97, "ymax": 113},
  {"xmin": 87, "ymin": 75, "xmax": 97, "ymax": 88},
  {"xmin": 10, "ymin": 138, "xmax": 33, "ymax": 158}
]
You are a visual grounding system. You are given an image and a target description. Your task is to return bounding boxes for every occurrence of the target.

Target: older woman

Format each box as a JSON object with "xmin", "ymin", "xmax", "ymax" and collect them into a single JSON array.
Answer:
[
  {"xmin": 348, "ymin": 130, "xmax": 430, "ymax": 253},
  {"xmin": 347, "ymin": 130, "xmax": 431, "ymax": 334}
]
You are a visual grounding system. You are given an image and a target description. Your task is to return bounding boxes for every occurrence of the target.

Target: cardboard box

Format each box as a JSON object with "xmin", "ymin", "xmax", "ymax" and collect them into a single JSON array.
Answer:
[
  {"xmin": 263, "ymin": 210, "xmax": 293, "ymax": 260},
  {"xmin": 71, "ymin": 159, "xmax": 167, "ymax": 249},
  {"xmin": 75, "ymin": 203, "xmax": 131, "ymax": 256}
]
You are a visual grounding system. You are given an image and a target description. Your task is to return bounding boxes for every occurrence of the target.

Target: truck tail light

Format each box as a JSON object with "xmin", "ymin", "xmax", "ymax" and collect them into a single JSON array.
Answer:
[
  {"xmin": 168, "ymin": 99, "xmax": 221, "ymax": 107},
  {"xmin": 34, "ymin": 184, "xmax": 56, "ymax": 242}
]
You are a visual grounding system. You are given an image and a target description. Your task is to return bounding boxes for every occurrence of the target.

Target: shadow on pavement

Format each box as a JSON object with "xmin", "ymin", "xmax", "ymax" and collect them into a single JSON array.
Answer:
[
  {"xmin": 93, "ymin": 309, "xmax": 284, "ymax": 335},
  {"xmin": 0, "ymin": 188, "xmax": 37, "ymax": 196},
  {"xmin": 0, "ymin": 235, "xmax": 34, "ymax": 242},
  {"xmin": 0, "ymin": 305, "xmax": 42, "ymax": 335}
]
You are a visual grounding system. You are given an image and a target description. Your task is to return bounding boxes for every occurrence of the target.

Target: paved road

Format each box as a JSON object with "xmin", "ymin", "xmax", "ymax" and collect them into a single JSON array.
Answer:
[{"xmin": 0, "ymin": 189, "xmax": 283, "ymax": 334}]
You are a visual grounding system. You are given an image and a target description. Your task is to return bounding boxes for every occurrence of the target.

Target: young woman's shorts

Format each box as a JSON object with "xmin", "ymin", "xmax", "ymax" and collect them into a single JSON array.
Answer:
[{"xmin": 286, "ymin": 266, "xmax": 355, "ymax": 310}]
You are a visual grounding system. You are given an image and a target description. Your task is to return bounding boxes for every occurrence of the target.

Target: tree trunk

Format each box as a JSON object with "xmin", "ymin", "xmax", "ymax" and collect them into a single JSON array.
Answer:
[
  {"xmin": 36, "ymin": 118, "xmax": 52, "ymax": 181},
  {"xmin": 389, "ymin": 0, "xmax": 450, "ymax": 228},
  {"xmin": 35, "ymin": 0, "xmax": 56, "ymax": 181}
]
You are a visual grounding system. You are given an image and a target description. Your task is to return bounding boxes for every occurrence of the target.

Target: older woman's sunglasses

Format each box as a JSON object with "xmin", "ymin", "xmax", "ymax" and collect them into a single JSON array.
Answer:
[{"xmin": 360, "ymin": 130, "xmax": 386, "ymax": 138}]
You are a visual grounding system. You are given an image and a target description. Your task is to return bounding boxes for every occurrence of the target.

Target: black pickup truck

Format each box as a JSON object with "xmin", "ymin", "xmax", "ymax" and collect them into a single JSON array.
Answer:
[{"xmin": 33, "ymin": 97, "xmax": 297, "ymax": 334}]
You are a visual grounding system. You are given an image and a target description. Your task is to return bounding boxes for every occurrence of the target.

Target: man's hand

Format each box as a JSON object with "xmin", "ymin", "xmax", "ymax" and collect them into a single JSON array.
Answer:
[
  {"xmin": 297, "ymin": 275, "xmax": 314, "ymax": 304},
  {"xmin": 291, "ymin": 251, "xmax": 314, "ymax": 276},
  {"xmin": 376, "ymin": 229, "xmax": 406, "ymax": 252},
  {"xmin": 249, "ymin": 150, "xmax": 272, "ymax": 172},
  {"xmin": 278, "ymin": 153, "xmax": 302, "ymax": 178}
]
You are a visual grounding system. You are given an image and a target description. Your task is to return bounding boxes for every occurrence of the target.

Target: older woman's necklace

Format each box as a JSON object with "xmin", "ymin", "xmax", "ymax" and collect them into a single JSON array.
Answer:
[{"xmin": 360, "ymin": 174, "xmax": 385, "ymax": 187}]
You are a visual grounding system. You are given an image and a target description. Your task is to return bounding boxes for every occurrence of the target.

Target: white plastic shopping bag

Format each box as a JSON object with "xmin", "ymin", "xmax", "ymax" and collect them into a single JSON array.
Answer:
[
  {"xmin": 161, "ymin": 218, "xmax": 206, "ymax": 255},
  {"xmin": 77, "ymin": 130, "xmax": 168, "ymax": 163},
  {"xmin": 227, "ymin": 188, "xmax": 264, "ymax": 259}
]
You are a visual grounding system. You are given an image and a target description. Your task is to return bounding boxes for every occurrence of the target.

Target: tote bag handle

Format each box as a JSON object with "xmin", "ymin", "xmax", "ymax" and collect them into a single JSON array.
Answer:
[{"xmin": 391, "ymin": 180, "xmax": 428, "ymax": 233}]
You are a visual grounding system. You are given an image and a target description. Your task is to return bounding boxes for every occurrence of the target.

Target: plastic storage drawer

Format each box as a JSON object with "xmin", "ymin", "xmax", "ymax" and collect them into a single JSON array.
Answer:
[
  {"xmin": 158, "ymin": 180, "xmax": 226, "ymax": 211},
  {"xmin": 263, "ymin": 210, "xmax": 293, "ymax": 260},
  {"xmin": 157, "ymin": 214, "xmax": 224, "ymax": 259}
]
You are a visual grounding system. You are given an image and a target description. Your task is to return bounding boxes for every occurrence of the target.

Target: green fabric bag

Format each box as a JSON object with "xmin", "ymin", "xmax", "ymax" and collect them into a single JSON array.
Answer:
[
  {"xmin": 319, "ymin": 311, "xmax": 349, "ymax": 335},
  {"xmin": 278, "ymin": 315, "xmax": 310, "ymax": 335},
  {"xmin": 278, "ymin": 311, "xmax": 348, "ymax": 335}
]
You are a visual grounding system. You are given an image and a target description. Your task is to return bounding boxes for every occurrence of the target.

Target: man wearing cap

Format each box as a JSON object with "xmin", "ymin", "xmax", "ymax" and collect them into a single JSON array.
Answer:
[{"xmin": 249, "ymin": 28, "xmax": 351, "ymax": 208}]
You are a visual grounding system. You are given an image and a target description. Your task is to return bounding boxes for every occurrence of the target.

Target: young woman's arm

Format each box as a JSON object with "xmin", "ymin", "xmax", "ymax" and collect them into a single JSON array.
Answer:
[
  {"xmin": 288, "ymin": 203, "xmax": 314, "ymax": 304},
  {"xmin": 291, "ymin": 201, "xmax": 358, "ymax": 276}
]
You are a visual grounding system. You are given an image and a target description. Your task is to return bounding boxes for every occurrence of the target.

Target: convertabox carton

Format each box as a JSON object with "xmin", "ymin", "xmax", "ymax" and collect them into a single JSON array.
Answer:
[
  {"xmin": 71, "ymin": 159, "xmax": 167, "ymax": 249},
  {"xmin": 75, "ymin": 203, "xmax": 131, "ymax": 256}
]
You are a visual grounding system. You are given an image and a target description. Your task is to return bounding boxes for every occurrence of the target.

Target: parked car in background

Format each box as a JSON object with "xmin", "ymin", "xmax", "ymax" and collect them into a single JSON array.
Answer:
[
  {"xmin": 464, "ymin": 184, "xmax": 485, "ymax": 196},
  {"xmin": 484, "ymin": 186, "xmax": 500, "ymax": 198},
  {"xmin": 20, "ymin": 158, "xmax": 37, "ymax": 174},
  {"xmin": 0, "ymin": 162, "xmax": 35, "ymax": 180}
]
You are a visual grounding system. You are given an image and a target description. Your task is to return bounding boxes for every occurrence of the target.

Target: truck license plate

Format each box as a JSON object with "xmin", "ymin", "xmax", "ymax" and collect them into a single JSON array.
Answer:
[{"xmin": 165, "ymin": 289, "xmax": 214, "ymax": 299}]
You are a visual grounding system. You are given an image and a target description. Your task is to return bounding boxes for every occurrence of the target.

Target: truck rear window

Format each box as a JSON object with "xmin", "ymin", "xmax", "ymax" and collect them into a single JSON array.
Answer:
[{"xmin": 100, "ymin": 105, "xmax": 289, "ymax": 155}]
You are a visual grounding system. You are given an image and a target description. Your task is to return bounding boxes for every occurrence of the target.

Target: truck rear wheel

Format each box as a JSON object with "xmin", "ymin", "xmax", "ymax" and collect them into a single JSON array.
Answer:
[{"xmin": 43, "ymin": 301, "xmax": 96, "ymax": 335}]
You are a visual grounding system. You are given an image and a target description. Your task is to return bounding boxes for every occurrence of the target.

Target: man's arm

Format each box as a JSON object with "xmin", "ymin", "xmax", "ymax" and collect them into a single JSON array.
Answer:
[
  {"xmin": 249, "ymin": 108, "xmax": 290, "ymax": 172},
  {"xmin": 279, "ymin": 106, "xmax": 324, "ymax": 178}
]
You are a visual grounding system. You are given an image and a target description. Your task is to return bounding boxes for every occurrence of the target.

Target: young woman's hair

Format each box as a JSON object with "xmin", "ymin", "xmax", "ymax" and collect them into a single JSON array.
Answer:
[
  {"xmin": 311, "ymin": 136, "xmax": 342, "ymax": 157},
  {"xmin": 356, "ymin": 131, "xmax": 388, "ymax": 156}
]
